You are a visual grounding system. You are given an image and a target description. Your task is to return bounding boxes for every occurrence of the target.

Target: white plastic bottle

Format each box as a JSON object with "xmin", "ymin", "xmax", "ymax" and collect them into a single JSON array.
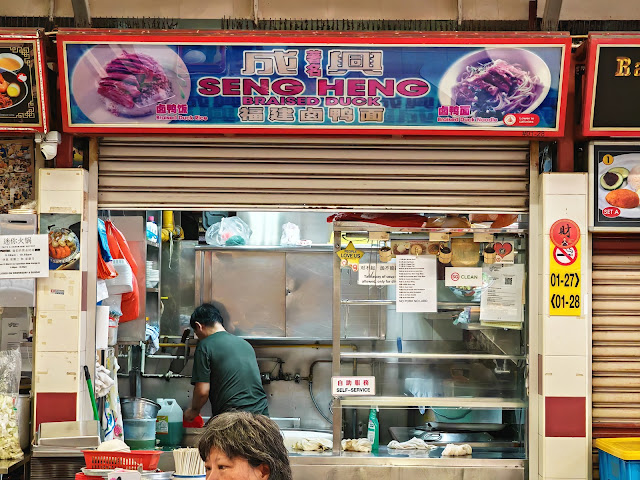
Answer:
[{"xmin": 146, "ymin": 216, "xmax": 158, "ymax": 243}]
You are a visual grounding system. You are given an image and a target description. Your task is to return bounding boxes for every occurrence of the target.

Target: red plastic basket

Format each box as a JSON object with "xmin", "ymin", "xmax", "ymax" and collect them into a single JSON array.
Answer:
[
  {"xmin": 75, "ymin": 474, "xmax": 92, "ymax": 480},
  {"xmin": 82, "ymin": 450, "xmax": 162, "ymax": 470}
]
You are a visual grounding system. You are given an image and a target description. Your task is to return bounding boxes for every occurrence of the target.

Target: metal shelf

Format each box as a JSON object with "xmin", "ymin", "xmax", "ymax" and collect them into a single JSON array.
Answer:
[
  {"xmin": 337, "ymin": 396, "xmax": 527, "ymax": 409},
  {"xmin": 146, "ymin": 287, "xmax": 159, "ymax": 293},
  {"xmin": 334, "ymin": 221, "xmax": 528, "ymax": 235},
  {"xmin": 146, "ymin": 239, "xmax": 160, "ymax": 248},
  {"xmin": 340, "ymin": 352, "xmax": 525, "ymax": 361},
  {"xmin": 341, "ymin": 300, "xmax": 477, "ymax": 309}
]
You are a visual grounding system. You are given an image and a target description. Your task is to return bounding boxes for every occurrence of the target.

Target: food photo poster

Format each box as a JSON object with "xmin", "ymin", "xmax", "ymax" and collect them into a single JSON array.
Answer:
[{"xmin": 40, "ymin": 214, "xmax": 81, "ymax": 270}]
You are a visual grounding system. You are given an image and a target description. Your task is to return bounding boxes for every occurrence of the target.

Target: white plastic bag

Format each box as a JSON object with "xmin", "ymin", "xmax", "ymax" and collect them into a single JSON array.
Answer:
[
  {"xmin": 280, "ymin": 222, "xmax": 301, "ymax": 246},
  {"xmin": 105, "ymin": 259, "xmax": 133, "ymax": 295}
]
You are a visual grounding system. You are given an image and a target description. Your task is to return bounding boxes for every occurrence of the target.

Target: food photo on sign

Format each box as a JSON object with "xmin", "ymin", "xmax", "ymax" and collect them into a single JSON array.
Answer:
[
  {"xmin": 591, "ymin": 143, "xmax": 640, "ymax": 229},
  {"xmin": 40, "ymin": 214, "xmax": 81, "ymax": 270}
]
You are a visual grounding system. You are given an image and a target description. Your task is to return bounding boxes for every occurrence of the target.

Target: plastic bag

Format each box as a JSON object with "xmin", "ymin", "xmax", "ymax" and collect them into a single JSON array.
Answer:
[
  {"xmin": 205, "ymin": 216, "xmax": 252, "ymax": 246},
  {"xmin": 104, "ymin": 221, "xmax": 139, "ymax": 321},
  {"xmin": 280, "ymin": 222, "xmax": 301, "ymax": 246},
  {"xmin": 0, "ymin": 349, "xmax": 22, "ymax": 460},
  {"xmin": 105, "ymin": 259, "xmax": 134, "ymax": 295}
]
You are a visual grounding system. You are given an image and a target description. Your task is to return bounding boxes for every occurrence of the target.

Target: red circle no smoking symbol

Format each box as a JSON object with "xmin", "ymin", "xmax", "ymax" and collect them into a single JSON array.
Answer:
[
  {"xmin": 550, "ymin": 219, "xmax": 580, "ymax": 249},
  {"xmin": 451, "ymin": 272, "xmax": 460, "ymax": 281}
]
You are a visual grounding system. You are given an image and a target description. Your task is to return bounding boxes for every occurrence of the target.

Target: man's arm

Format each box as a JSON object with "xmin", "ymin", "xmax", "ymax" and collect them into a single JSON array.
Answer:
[{"xmin": 184, "ymin": 382, "xmax": 210, "ymax": 422}]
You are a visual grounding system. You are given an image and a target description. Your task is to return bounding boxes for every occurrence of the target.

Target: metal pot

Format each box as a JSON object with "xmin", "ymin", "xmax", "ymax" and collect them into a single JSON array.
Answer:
[{"xmin": 121, "ymin": 397, "xmax": 161, "ymax": 420}]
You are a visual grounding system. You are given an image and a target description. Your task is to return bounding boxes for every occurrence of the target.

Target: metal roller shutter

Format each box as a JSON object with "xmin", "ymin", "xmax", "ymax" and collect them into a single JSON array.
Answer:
[
  {"xmin": 592, "ymin": 234, "xmax": 640, "ymax": 479},
  {"xmin": 97, "ymin": 137, "xmax": 531, "ymax": 212}
]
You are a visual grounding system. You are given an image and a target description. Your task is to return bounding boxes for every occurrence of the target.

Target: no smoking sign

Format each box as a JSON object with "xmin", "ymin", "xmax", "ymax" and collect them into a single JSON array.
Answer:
[{"xmin": 553, "ymin": 246, "xmax": 577, "ymax": 266}]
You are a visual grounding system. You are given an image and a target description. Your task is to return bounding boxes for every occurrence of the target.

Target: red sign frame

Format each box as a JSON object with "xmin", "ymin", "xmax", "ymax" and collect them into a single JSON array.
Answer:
[
  {"xmin": 583, "ymin": 33, "xmax": 640, "ymax": 137},
  {"xmin": 0, "ymin": 29, "xmax": 50, "ymax": 133},
  {"xmin": 57, "ymin": 29, "xmax": 571, "ymax": 137}
]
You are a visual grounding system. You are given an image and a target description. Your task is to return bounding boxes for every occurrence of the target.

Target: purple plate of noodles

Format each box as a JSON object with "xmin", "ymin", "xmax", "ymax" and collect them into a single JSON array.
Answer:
[{"xmin": 437, "ymin": 48, "xmax": 551, "ymax": 124}]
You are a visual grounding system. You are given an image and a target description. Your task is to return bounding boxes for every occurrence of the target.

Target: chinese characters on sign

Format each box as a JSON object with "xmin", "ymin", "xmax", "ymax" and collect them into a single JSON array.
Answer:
[
  {"xmin": 331, "ymin": 376, "xmax": 376, "ymax": 396},
  {"xmin": 0, "ymin": 234, "xmax": 49, "ymax": 278},
  {"xmin": 550, "ymin": 219, "xmax": 580, "ymax": 248},
  {"xmin": 60, "ymin": 34, "xmax": 569, "ymax": 135},
  {"xmin": 358, "ymin": 262, "xmax": 396, "ymax": 285}
]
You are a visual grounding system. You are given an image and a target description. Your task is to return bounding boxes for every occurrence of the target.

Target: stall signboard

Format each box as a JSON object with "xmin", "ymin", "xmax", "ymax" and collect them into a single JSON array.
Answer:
[
  {"xmin": 583, "ymin": 34, "xmax": 640, "ymax": 137},
  {"xmin": 57, "ymin": 30, "xmax": 570, "ymax": 136},
  {"xmin": 0, "ymin": 30, "xmax": 49, "ymax": 133},
  {"xmin": 589, "ymin": 142, "xmax": 640, "ymax": 231}
]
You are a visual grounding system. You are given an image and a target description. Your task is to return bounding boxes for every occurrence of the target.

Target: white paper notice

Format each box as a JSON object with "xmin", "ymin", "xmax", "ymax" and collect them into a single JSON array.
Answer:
[
  {"xmin": 396, "ymin": 255, "xmax": 437, "ymax": 312},
  {"xmin": 0, "ymin": 234, "xmax": 49, "ymax": 279},
  {"xmin": 358, "ymin": 262, "xmax": 396, "ymax": 285},
  {"xmin": 480, "ymin": 263, "xmax": 525, "ymax": 323}
]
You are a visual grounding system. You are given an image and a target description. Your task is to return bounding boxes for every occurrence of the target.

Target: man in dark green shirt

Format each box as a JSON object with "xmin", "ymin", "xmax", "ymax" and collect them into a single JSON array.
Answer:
[{"xmin": 184, "ymin": 303, "xmax": 269, "ymax": 422}]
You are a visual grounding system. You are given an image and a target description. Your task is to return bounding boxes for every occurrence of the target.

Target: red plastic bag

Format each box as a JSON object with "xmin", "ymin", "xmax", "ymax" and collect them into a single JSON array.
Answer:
[
  {"xmin": 104, "ymin": 220, "xmax": 139, "ymax": 322},
  {"xmin": 105, "ymin": 221, "xmax": 138, "ymax": 276},
  {"xmin": 120, "ymin": 275, "xmax": 139, "ymax": 323},
  {"xmin": 97, "ymin": 245, "xmax": 118, "ymax": 280}
]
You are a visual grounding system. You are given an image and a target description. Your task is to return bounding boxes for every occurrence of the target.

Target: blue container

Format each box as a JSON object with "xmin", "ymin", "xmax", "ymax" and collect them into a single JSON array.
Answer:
[{"xmin": 599, "ymin": 449, "xmax": 640, "ymax": 480}]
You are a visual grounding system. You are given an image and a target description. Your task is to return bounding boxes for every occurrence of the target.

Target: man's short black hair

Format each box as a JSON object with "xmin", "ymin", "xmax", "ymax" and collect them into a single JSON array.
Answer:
[{"xmin": 190, "ymin": 303, "xmax": 224, "ymax": 330}]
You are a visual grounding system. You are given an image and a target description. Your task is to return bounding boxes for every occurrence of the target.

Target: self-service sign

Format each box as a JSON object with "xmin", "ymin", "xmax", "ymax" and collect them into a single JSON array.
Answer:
[
  {"xmin": 332, "ymin": 376, "xmax": 375, "ymax": 396},
  {"xmin": 549, "ymin": 219, "xmax": 581, "ymax": 316}
]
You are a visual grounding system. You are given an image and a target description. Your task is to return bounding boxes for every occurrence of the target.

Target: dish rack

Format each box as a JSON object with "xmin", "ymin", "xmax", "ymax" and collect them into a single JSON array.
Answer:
[{"xmin": 82, "ymin": 450, "xmax": 162, "ymax": 470}]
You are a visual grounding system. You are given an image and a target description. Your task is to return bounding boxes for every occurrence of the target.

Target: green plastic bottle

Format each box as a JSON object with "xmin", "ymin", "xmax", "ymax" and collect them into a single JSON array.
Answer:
[{"xmin": 367, "ymin": 407, "xmax": 379, "ymax": 452}]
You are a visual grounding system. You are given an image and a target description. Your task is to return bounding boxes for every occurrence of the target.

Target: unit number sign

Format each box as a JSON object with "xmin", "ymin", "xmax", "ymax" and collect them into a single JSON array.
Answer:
[{"xmin": 549, "ymin": 239, "xmax": 581, "ymax": 316}]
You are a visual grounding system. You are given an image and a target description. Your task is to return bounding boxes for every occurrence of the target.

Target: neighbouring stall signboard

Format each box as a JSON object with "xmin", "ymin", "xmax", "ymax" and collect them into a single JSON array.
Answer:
[
  {"xmin": 58, "ymin": 30, "xmax": 570, "ymax": 136},
  {"xmin": 583, "ymin": 34, "xmax": 640, "ymax": 136},
  {"xmin": 0, "ymin": 30, "xmax": 48, "ymax": 132},
  {"xmin": 590, "ymin": 143, "xmax": 640, "ymax": 230}
]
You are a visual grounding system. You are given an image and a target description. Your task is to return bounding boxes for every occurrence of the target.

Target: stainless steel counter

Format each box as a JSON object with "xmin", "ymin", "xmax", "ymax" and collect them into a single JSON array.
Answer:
[
  {"xmin": 158, "ymin": 447, "xmax": 524, "ymax": 480},
  {"xmin": 288, "ymin": 447, "xmax": 525, "ymax": 480}
]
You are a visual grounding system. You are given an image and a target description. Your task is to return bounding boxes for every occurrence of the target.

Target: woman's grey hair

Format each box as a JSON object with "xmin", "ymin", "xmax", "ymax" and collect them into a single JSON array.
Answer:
[{"xmin": 198, "ymin": 411, "xmax": 292, "ymax": 480}]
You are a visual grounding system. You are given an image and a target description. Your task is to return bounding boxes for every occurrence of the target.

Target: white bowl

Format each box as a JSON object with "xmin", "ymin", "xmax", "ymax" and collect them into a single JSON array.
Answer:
[
  {"xmin": 437, "ymin": 47, "xmax": 551, "ymax": 125},
  {"xmin": 0, "ymin": 53, "xmax": 24, "ymax": 72}
]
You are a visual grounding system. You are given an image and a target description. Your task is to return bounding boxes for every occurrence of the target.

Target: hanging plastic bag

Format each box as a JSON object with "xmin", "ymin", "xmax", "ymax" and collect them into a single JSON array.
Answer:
[
  {"xmin": 205, "ymin": 216, "xmax": 252, "ymax": 246},
  {"xmin": 105, "ymin": 259, "xmax": 134, "ymax": 295},
  {"xmin": 0, "ymin": 349, "xmax": 22, "ymax": 460},
  {"xmin": 119, "ymin": 275, "xmax": 139, "ymax": 323},
  {"xmin": 97, "ymin": 244, "xmax": 118, "ymax": 280},
  {"xmin": 104, "ymin": 221, "xmax": 139, "ymax": 321},
  {"xmin": 104, "ymin": 221, "xmax": 138, "ymax": 276}
]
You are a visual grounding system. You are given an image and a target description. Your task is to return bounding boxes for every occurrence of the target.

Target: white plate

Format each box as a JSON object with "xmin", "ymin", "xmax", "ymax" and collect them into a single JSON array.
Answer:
[
  {"xmin": 82, "ymin": 467, "xmax": 113, "ymax": 477},
  {"xmin": 597, "ymin": 154, "xmax": 640, "ymax": 218},
  {"xmin": 438, "ymin": 47, "xmax": 551, "ymax": 126},
  {"xmin": 71, "ymin": 44, "xmax": 191, "ymax": 124}
]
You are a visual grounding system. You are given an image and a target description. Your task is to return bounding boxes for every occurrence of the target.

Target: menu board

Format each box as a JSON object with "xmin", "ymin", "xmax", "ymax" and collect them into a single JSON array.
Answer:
[
  {"xmin": 590, "ymin": 142, "xmax": 640, "ymax": 230},
  {"xmin": 0, "ymin": 31, "xmax": 48, "ymax": 132},
  {"xmin": 58, "ymin": 31, "xmax": 570, "ymax": 136}
]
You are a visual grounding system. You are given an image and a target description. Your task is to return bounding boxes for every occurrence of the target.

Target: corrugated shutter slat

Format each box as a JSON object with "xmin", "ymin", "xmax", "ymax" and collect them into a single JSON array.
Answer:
[{"xmin": 97, "ymin": 137, "xmax": 530, "ymax": 211}]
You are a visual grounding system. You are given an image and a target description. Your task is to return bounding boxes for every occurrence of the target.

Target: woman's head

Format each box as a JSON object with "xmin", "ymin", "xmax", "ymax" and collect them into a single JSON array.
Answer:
[{"xmin": 198, "ymin": 412, "xmax": 292, "ymax": 480}]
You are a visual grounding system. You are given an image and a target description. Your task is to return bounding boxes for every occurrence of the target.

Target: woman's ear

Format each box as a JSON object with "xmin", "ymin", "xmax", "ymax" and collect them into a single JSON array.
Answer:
[{"xmin": 256, "ymin": 463, "xmax": 271, "ymax": 480}]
